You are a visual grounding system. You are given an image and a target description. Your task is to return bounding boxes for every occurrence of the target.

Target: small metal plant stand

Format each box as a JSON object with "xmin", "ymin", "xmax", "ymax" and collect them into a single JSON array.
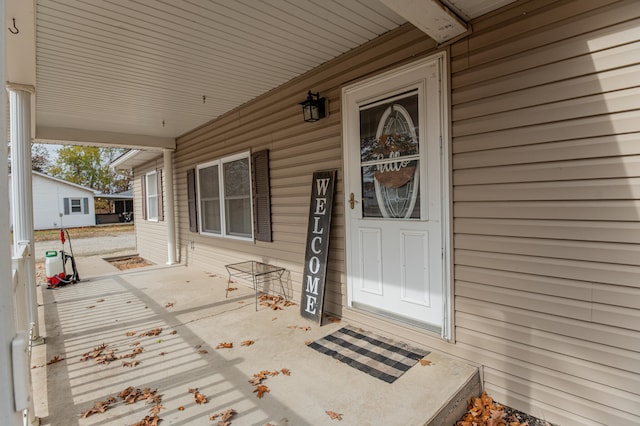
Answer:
[{"xmin": 225, "ymin": 261, "xmax": 287, "ymax": 310}]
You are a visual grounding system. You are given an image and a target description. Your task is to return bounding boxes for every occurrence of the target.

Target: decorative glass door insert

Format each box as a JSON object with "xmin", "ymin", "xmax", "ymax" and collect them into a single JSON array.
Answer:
[{"xmin": 360, "ymin": 92, "xmax": 420, "ymax": 219}]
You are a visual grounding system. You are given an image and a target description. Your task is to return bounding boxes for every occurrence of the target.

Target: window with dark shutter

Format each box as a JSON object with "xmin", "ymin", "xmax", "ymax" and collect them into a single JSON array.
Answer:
[
  {"xmin": 187, "ymin": 168, "xmax": 198, "ymax": 232},
  {"xmin": 252, "ymin": 149, "xmax": 272, "ymax": 242},
  {"xmin": 140, "ymin": 175, "xmax": 147, "ymax": 220},
  {"xmin": 157, "ymin": 169, "xmax": 164, "ymax": 222},
  {"xmin": 83, "ymin": 197, "xmax": 89, "ymax": 214}
]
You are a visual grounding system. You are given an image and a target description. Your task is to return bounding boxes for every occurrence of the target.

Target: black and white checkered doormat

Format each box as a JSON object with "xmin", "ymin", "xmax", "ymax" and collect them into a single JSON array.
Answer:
[{"xmin": 307, "ymin": 325, "xmax": 429, "ymax": 383}]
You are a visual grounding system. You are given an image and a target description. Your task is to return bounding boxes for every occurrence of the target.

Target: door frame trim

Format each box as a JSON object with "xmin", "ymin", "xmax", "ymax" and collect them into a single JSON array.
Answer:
[{"xmin": 341, "ymin": 51, "xmax": 452, "ymax": 340}]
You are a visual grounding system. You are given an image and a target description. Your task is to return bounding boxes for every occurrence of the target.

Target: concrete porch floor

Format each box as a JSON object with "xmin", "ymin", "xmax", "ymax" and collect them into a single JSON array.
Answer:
[{"xmin": 31, "ymin": 257, "xmax": 479, "ymax": 426}]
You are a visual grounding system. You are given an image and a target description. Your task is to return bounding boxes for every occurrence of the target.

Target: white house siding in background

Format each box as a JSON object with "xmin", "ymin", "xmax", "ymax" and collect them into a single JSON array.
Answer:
[
  {"xmin": 9, "ymin": 172, "xmax": 96, "ymax": 230},
  {"xmin": 131, "ymin": 1, "xmax": 640, "ymax": 424}
]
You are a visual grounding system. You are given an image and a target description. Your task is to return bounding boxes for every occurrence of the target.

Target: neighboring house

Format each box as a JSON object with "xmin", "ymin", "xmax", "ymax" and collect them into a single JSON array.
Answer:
[
  {"xmin": 95, "ymin": 190, "xmax": 134, "ymax": 224},
  {"xmin": 111, "ymin": 2, "xmax": 639, "ymax": 425},
  {"xmin": 9, "ymin": 171, "xmax": 96, "ymax": 230}
]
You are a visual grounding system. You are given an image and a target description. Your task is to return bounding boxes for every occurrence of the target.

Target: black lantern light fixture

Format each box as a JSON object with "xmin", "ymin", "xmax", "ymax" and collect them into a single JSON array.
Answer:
[{"xmin": 299, "ymin": 91, "xmax": 326, "ymax": 122}]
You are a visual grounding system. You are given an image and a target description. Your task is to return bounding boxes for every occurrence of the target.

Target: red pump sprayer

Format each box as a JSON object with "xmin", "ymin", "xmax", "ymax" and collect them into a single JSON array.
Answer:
[{"xmin": 45, "ymin": 227, "xmax": 80, "ymax": 288}]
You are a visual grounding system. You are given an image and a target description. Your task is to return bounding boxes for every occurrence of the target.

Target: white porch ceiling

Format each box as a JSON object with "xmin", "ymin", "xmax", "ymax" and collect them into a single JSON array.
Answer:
[{"xmin": 18, "ymin": 1, "xmax": 516, "ymax": 150}]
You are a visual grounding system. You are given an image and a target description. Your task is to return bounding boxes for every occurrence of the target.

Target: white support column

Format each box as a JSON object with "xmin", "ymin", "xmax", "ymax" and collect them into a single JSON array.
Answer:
[
  {"xmin": 163, "ymin": 149, "xmax": 177, "ymax": 265},
  {"xmin": 1, "ymin": 2, "xmax": 25, "ymax": 422},
  {"xmin": 8, "ymin": 84, "xmax": 40, "ymax": 341}
]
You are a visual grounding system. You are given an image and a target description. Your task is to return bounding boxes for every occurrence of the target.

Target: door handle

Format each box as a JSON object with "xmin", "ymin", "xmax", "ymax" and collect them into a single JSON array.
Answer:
[{"xmin": 349, "ymin": 193, "xmax": 358, "ymax": 209}]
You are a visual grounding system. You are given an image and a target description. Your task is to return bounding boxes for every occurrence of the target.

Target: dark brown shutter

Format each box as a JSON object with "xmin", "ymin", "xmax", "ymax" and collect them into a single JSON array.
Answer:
[
  {"xmin": 187, "ymin": 168, "xmax": 198, "ymax": 232},
  {"xmin": 157, "ymin": 169, "xmax": 164, "ymax": 221},
  {"xmin": 140, "ymin": 175, "xmax": 147, "ymax": 220},
  {"xmin": 252, "ymin": 150, "xmax": 272, "ymax": 242}
]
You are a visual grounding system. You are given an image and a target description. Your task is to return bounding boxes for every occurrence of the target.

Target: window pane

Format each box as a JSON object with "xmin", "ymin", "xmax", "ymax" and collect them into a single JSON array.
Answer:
[
  {"xmin": 199, "ymin": 165, "xmax": 221, "ymax": 233},
  {"xmin": 223, "ymin": 158, "xmax": 251, "ymax": 237},
  {"xmin": 71, "ymin": 199, "xmax": 82, "ymax": 213},
  {"xmin": 146, "ymin": 173, "xmax": 157, "ymax": 196},
  {"xmin": 148, "ymin": 195, "xmax": 158, "ymax": 220},
  {"xmin": 361, "ymin": 161, "xmax": 420, "ymax": 219}
]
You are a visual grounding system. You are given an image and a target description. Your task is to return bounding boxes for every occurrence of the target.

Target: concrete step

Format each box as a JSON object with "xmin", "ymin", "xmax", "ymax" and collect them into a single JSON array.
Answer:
[{"xmin": 426, "ymin": 368, "xmax": 481, "ymax": 425}]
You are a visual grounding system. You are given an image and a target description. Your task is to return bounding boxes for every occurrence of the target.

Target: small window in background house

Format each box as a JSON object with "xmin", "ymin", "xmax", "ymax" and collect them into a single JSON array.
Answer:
[{"xmin": 71, "ymin": 198, "xmax": 82, "ymax": 213}]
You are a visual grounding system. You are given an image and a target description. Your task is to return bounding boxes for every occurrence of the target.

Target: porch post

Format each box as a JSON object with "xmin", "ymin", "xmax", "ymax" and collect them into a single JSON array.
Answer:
[
  {"xmin": 163, "ymin": 149, "xmax": 177, "ymax": 265},
  {"xmin": 1, "ymin": 6, "xmax": 25, "ymax": 422},
  {"xmin": 8, "ymin": 84, "xmax": 40, "ymax": 340}
]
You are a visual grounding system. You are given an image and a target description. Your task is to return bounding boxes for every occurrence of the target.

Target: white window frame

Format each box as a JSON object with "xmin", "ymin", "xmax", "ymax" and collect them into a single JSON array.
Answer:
[
  {"xmin": 146, "ymin": 171, "xmax": 159, "ymax": 222},
  {"xmin": 196, "ymin": 151, "xmax": 253, "ymax": 241},
  {"xmin": 70, "ymin": 198, "xmax": 83, "ymax": 214}
]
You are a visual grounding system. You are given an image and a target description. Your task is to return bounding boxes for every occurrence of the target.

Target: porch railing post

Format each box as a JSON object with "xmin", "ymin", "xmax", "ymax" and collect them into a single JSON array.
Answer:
[{"xmin": 8, "ymin": 84, "xmax": 40, "ymax": 341}]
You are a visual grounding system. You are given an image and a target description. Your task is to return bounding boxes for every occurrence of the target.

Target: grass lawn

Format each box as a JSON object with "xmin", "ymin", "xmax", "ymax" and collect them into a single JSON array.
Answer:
[{"xmin": 30, "ymin": 224, "xmax": 134, "ymax": 242}]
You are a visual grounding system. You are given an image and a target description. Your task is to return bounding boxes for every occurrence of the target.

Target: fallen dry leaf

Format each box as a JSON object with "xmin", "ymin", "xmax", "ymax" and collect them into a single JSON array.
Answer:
[
  {"xmin": 248, "ymin": 376, "xmax": 262, "ymax": 385},
  {"xmin": 122, "ymin": 360, "xmax": 139, "ymax": 367},
  {"xmin": 165, "ymin": 302, "xmax": 175, "ymax": 308},
  {"xmin": 133, "ymin": 414, "xmax": 160, "ymax": 426},
  {"xmin": 325, "ymin": 315, "xmax": 341, "ymax": 323},
  {"xmin": 455, "ymin": 392, "xmax": 520, "ymax": 426},
  {"xmin": 149, "ymin": 404, "xmax": 164, "ymax": 415},
  {"xmin": 139, "ymin": 328, "xmax": 163, "ymax": 337},
  {"xmin": 217, "ymin": 408, "xmax": 237, "ymax": 425},
  {"xmin": 281, "ymin": 368, "xmax": 291, "ymax": 376},
  {"xmin": 227, "ymin": 287, "xmax": 238, "ymax": 292},
  {"xmin": 188, "ymin": 388, "xmax": 207, "ymax": 404},
  {"xmin": 216, "ymin": 342, "xmax": 233, "ymax": 349},
  {"xmin": 253, "ymin": 384, "xmax": 270, "ymax": 399},
  {"xmin": 241, "ymin": 340, "xmax": 254, "ymax": 346},
  {"xmin": 420, "ymin": 359, "xmax": 432, "ymax": 366},
  {"xmin": 170, "ymin": 330, "xmax": 177, "ymax": 335},
  {"xmin": 326, "ymin": 410, "xmax": 343, "ymax": 421},
  {"xmin": 126, "ymin": 331, "xmax": 137, "ymax": 337},
  {"xmin": 178, "ymin": 406, "xmax": 185, "ymax": 411},
  {"xmin": 159, "ymin": 352, "xmax": 167, "ymax": 356},
  {"xmin": 86, "ymin": 305, "xmax": 96, "ymax": 309},
  {"xmin": 47, "ymin": 355, "xmax": 64, "ymax": 365},
  {"xmin": 96, "ymin": 298, "xmax": 105, "ymax": 302},
  {"xmin": 80, "ymin": 398, "xmax": 116, "ymax": 418}
]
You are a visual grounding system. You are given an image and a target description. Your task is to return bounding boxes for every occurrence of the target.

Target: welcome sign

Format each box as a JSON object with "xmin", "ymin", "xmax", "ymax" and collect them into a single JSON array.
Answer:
[{"xmin": 300, "ymin": 169, "xmax": 337, "ymax": 323}]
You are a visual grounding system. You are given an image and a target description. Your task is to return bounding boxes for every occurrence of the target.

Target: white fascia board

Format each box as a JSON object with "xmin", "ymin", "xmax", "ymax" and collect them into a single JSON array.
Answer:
[
  {"xmin": 379, "ymin": 0, "xmax": 468, "ymax": 43},
  {"xmin": 35, "ymin": 126, "xmax": 175, "ymax": 150}
]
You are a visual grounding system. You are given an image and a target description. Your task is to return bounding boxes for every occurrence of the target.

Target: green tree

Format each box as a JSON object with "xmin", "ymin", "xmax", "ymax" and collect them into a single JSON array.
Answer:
[{"xmin": 48, "ymin": 146, "xmax": 130, "ymax": 194}]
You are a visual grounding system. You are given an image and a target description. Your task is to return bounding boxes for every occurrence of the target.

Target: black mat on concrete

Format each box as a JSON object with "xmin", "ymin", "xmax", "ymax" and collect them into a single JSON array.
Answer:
[{"xmin": 307, "ymin": 325, "xmax": 428, "ymax": 383}]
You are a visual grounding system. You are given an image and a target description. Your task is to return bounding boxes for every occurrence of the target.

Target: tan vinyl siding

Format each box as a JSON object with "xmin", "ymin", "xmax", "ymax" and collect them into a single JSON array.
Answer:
[
  {"xmin": 132, "ymin": 0, "xmax": 640, "ymax": 424},
  {"xmin": 168, "ymin": 24, "xmax": 436, "ymax": 313},
  {"xmin": 134, "ymin": 162, "xmax": 167, "ymax": 266},
  {"xmin": 449, "ymin": 0, "xmax": 640, "ymax": 424}
]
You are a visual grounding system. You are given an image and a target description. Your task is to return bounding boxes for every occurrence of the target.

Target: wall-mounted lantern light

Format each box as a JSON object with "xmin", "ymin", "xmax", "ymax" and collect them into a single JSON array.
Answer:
[{"xmin": 299, "ymin": 91, "xmax": 326, "ymax": 122}]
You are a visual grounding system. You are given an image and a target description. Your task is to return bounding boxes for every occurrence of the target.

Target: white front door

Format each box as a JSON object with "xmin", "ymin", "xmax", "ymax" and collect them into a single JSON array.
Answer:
[{"xmin": 343, "ymin": 54, "xmax": 448, "ymax": 334}]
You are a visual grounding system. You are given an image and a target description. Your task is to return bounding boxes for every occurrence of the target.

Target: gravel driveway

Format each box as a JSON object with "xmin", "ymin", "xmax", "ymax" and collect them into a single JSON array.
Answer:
[{"xmin": 33, "ymin": 231, "xmax": 136, "ymax": 261}]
